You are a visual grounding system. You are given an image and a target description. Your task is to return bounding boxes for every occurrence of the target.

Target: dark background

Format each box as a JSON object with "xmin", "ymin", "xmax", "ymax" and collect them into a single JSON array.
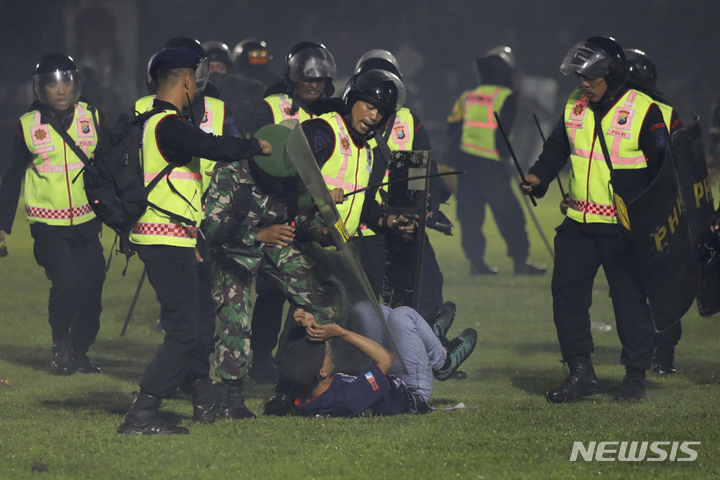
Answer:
[{"xmin": 2, "ymin": 0, "xmax": 718, "ymax": 171}]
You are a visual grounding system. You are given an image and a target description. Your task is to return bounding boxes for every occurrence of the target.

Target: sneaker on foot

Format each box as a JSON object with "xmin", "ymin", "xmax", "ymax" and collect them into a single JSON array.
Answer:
[
  {"xmin": 433, "ymin": 329, "xmax": 477, "ymax": 381},
  {"xmin": 427, "ymin": 301, "xmax": 456, "ymax": 340}
]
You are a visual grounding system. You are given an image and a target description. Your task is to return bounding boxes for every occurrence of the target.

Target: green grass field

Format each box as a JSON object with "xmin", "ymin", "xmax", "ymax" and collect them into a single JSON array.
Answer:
[{"xmin": 1, "ymin": 180, "xmax": 720, "ymax": 479}]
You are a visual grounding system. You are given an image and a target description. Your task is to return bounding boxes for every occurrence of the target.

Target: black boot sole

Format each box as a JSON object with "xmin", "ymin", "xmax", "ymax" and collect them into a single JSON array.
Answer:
[{"xmin": 546, "ymin": 383, "xmax": 604, "ymax": 404}]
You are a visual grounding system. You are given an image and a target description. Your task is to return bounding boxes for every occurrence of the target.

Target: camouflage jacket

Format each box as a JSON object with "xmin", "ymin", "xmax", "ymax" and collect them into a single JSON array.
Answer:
[{"xmin": 202, "ymin": 159, "xmax": 325, "ymax": 272}]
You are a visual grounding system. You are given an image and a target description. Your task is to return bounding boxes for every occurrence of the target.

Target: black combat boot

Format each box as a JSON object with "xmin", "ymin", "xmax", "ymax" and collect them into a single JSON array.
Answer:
[
  {"xmin": 651, "ymin": 344, "xmax": 676, "ymax": 374},
  {"xmin": 117, "ymin": 391, "xmax": 189, "ymax": 435},
  {"xmin": 470, "ymin": 262, "xmax": 498, "ymax": 276},
  {"xmin": 221, "ymin": 379, "xmax": 255, "ymax": 419},
  {"xmin": 614, "ymin": 369, "xmax": 646, "ymax": 402},
  {"xmin": 513, "ymin": 258, "xmax": 547, "ymax": 276},
  {"xmin": 263, "ymin": 378, "xmax": 295, "ymax": 416},
  {"xmin": 49, "ymin": 336, "xmax": 72, "ymax": 376},
  {"xmin": 190, "ymin": 377, "xmax": 228, "ymax": 424},
  {"xmin": 546, "ymin": 355, "xmax": 604, "ymax": 403},
  {"xmin": 71, "ymin": 350, "xmax": 100, "ymax": 374}
]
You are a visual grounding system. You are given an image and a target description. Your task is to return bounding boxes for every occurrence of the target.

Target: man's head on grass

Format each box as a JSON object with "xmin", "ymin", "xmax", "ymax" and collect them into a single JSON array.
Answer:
[{"xmin": 279, "ymin": 337, "xmax": 333, "ymax": 394}]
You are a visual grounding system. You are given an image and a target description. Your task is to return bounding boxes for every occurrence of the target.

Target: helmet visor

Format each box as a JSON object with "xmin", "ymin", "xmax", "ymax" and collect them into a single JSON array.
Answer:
[
  {"xmin": 195, "ymin": 57, "xmax": 209, "ymax": 96},
  {"xmin": 560, "ymin": 43, "xmax": 611, "ymax": 79},
  {"xmin": 33, "ymin": 70, "xmax": 81, "ymax": 110},
  {"xmin": 349, "ymin": 69, "xmax": 406, "ymax": 113},
  {"xmin": 287, "ymin": 47, "xmax": 337, "ymax": 82}
]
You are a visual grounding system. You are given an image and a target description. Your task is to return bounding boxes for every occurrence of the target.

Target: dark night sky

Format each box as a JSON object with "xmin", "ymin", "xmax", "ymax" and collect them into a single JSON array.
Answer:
[{"xmin": 1, "ymin": 0, "xmax": 719, "ymax": 167}]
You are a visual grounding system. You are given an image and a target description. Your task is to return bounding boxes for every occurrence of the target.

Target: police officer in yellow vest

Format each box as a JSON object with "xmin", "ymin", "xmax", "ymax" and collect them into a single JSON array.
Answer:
[
  {"xmin": 117, "ymin": 47, "xmax": 271, "ymax": 435},
  {"xmin": 354, "ymin": 49, "xmax": 452, "ymax": 322},
  {"xmin": 0, "ymin": 53, "xmax": 107, "ymax": 376},
  {"xmin": 254, "ymin": 42, "xmax": 336, "ymax": 132},
  {"xmin": 249, "ymin": 41, "xmax": 337, "ymax": 383},
  {"xmin": 447, "ymin": 47, "xmax": 545, "ymax": 276},
  {"xmin": 521, "ymin": 37, "xmax": 670, "ymax": 403}
]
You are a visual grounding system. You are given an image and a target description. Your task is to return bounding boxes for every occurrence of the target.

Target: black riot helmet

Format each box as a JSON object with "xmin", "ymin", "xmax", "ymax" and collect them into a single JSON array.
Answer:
[
  {"xmin": 284, "ymin": 41, "xmax": 336, "ymax": 97},
  {"xmin": 560, "ymin": 36, "xmax": 628, "ymax": 98},
  {"xmin": 162, "ymin": 37, "xmax": 209, "ymax": 95},
  {"xmin": 342, "ymin": 69, "xmax": 405, "ymax": 117},
  {"xmin": 625, "ymin": 48, "xmax": 657, "ymax": 86},
  {"xmin": 233, "ymin": 38, "xmax": 272, "ymax": 72},
  {"xmin": 202, "ymin": 41, "xmax": 233, "ymax": 69},
  {"xmin": 33, "ymin": 53, "xmax": 81, "ymax": 109},
  {"xmin": 355, "ymin": 49, "xmax": 403, "ymax": 81},
  {"xmin": 474, "ymin": 46, "xmax": 515, "ymax": 86}
]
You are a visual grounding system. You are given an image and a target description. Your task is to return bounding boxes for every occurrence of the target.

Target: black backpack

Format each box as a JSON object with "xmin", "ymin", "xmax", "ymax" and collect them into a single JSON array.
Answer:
[{"xmin": 51, "ymin": 107, "xmax": 194, "ymax": 269}]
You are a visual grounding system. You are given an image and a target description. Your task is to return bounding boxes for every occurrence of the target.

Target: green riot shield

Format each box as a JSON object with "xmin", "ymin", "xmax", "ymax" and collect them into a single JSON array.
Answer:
[
  {"xmin": 382, "ymin": 150, "xmax": 431, "ymax": 310},
  {"xmin": 671, "ymin": 119, "xmax": 720, "ymax": 317},
  {"xmin": 284, "ymin": 123, "xmax": 407, "ymax": 374},
  {"xmin": 625, "ymin": 147, "xmax": 699, "ymax": 332}
]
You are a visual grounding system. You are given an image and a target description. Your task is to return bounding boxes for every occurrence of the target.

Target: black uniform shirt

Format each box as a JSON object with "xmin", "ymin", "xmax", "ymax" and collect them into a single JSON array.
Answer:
[{"xmin": 152, "ymin": 99, "xmax": 262, "ymax": 167}]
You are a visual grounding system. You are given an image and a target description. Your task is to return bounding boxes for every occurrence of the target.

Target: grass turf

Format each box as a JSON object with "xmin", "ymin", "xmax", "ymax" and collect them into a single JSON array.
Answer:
[{"xmin": 1, "ymin": 179, "xmax": 719, "ymax": 479}]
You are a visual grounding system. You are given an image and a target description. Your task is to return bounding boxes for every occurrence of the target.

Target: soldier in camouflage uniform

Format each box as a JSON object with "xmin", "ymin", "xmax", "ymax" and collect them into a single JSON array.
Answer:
[{"xmin": 203, "ymin": 146, "xmax": 338, "ymax": 418}]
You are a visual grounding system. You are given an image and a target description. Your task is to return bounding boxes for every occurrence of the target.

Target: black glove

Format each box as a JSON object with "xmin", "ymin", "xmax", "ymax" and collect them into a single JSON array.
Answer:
[{"xmin": 426, "ymin": 209, "xmax": 454, "ymax": 236}]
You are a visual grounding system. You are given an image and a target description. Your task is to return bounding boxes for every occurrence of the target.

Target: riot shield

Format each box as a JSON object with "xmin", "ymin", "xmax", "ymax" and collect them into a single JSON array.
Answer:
[
  {"xmin": 382, "ymin": 150, "xmax": 431, "ymax": 310},
  {"xmin": 671, "ymin": 119, "xmax": 720, "ymax": 316},
  {"xmin": 625, "ymin": 147, "xmax": 699, "ymax": 332},
  {"xmin": 284, "ymin": 123, "xmax": 407, "ymax": 374}
]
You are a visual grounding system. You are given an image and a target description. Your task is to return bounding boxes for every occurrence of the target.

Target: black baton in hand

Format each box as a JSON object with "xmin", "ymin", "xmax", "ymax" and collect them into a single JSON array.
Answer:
[
  {"xmin": 533, "ymin": 114, "xmax": 568, "ymax": 200},
  {"xmin": 494, "ymin": 111, "xmax": 536, "ymax": 206}
]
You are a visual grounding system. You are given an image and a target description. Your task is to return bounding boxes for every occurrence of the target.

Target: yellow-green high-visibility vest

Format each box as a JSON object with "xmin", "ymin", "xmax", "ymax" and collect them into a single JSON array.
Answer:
[
  {"xmin": 362, "ymin": 107, "xmax": 417, "ymax": 235},
  {"xmin": 264, "ymin": 93, "xmax": 314, "ymax": 123},
  {"xmin": 20, "ymin": 101, "xmax": 98, "ymax": 226},
  {"xmin": 460, "ymin": 85, "xmax": 512, "ymax": 160},
  {"xmin": 564, "ymin": 88, "xmax": 654, "ymax": 224},
  {"xmin": 657, "ymin": 101, "xmax": 674, "ymax": 133},
  {"xmin": 312, "ymin": 112, "xmax": 372, "ymax": 236},
  {"xmin": 129, "ymin": 109, "xmax": 203, "ymax": 247},
  {"xmin": 135, "ymin": 95, "xmax": 225, "ymax": 193}
]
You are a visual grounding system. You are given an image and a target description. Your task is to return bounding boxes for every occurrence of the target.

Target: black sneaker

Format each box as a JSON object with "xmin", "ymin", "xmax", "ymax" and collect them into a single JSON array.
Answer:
[
  {"xmin": 514, "ymin": 260, "xmax": 547, "ymax": 276},
  {"xmin": 71, "ymin": 351, "xmax": 100, "ymax": 374},
  {"xmin": 470, "ymin": 263, "xmax": 498, "ymax": 276},
  {"xmin": 651, "ymin": 345, "xmax": 677, "ymax": 374},
  {"xmin": 49, "ymin": 339, "xmax": 72, "ymax": 376},
  {"xmin": 427, "ymin": 301, "xmax": 456, "ymax": 340},
  {"xmin": 613, "ymin": 373, "xmax": 646, "ymax": 402},
  {"xmin": 434, "ymin": 329, "xmax": 477, "ymax": 381},
  {"xmin": 546, "ymin": 356, "xmax": 603, "ymax": 403}
]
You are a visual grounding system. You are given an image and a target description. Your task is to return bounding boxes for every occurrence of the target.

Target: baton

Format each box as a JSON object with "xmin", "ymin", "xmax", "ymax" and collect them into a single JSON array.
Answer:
[
  {"xmin": 344, "ymin": 171, "xmax": 464, "ymax": 197},
  {"xmin": 532, "ymin": 114, "xmax": 568, "ymax": 200},
  {"xmin": 121, "ymin": 267, "xmax": 146, "ymax": 336},
  {"xmin": 493, "ymin": 111, "xmax": 536, "ymax": 206}
]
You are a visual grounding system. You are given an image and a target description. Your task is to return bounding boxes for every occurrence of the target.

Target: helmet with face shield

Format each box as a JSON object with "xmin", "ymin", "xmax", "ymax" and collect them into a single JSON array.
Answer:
[
  {"xmin": 355, "ymin": 49, "xmax": 403, "ymax": 80},
  {"xmin": 33, "ymin": 53, "xmax": 81, "ymax": 110},
  {"xmin": 342, "ymin": 69, "xmax": 406, "ymax": 117},
  {"xmin": 560, "ymin": 36, "xmax": 628, "ymax": 97},
  {"xmin": 284, "ymin": 42, "xmax": 336, "ymax": 97}
]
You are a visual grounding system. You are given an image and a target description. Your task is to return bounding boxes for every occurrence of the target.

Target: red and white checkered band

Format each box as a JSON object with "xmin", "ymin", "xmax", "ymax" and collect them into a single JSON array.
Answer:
[
  {"xmin": 569, "ymin": 199, "xmax": 617, "ymax": 218},
  {"xmin": 26, "ymin": 203, "xmax": 92, "ymax": 220},
  {"xmin": 131, "ymin": 222, "xmax": 199, "ymax": 239}
]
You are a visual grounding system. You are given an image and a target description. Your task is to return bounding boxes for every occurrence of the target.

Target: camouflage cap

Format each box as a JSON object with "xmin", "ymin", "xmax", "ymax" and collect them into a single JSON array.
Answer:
[{"xmin": 253, "ymin": 124, "xmax": 297, "ymax": 178}]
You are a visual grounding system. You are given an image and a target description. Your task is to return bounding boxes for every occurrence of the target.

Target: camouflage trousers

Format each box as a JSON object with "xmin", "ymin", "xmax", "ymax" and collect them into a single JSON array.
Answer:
[{"xmin": 212, "ymin": 248, "xmax": 337, "ymax": 381}]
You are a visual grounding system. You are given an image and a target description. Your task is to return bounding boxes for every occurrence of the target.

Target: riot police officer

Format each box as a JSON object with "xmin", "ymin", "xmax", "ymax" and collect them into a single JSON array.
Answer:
[
  {"xmin": 447, "ymin": 47, "xmax": 545, "ymax": 276},
  {"xmin": 232, "ymin": 38, "xmax": 281, "ymax": 90},
  {"xmin": 521, "ymin": 37, "xmax": 669, "ymax": 402},
  {"xmin": 0, "ymin": 53, "xmax": 107, "ymax": 375},
  {"xmin": 254, "ymin": 41, "xmax": 336, "ymax": 130}
]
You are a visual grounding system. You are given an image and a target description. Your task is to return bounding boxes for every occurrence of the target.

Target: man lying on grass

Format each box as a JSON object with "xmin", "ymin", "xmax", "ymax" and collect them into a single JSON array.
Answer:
[{"xmin": 278, "ymin": 304, "xmax": 477, "ymax": 417}]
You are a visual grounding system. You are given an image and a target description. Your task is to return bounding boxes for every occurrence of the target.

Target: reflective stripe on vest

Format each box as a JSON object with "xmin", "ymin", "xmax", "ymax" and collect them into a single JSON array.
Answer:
[
  {"xmin": 135, "ymin": 95, "xmax": 224, "ymax": 194},
  {"xmin": 657, "ymin": 102, "xmax": 673, "ymax": 132},
  {"xmin": 20, "ymin": 101, "xmax": 97, "ymax": 226},
  {"xmin": 460, "ymin": 85, "xmax": 512, "ymax": 160},
  {"xmin": 314, "ymin": 112, "xmax": 372, "ymax": 236},
  {"xmin": 129, "ymin": 110, "xmax": 203, "ymax": 247},
  {"xmin": 264, "ymin": 94, "xmax": 314, "ymax": 123},
  {"xmin": 564, "ymin": 88, "xmax": 653, "ymax": 224}
]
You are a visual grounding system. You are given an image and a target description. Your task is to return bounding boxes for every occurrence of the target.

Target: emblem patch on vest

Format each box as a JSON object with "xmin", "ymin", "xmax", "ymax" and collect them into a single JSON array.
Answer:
[
  {"xmin": 77, "ymin": 119, "xmax": 94, "ymax": 138},
  {"xmin": 30, "ymin": 125, "xmax": 51, "ymax": 145},
  {"xmin": 573, "ymin": 100, "xmax": 586, "ymax": 116},
  {"xmin": 200, "ymin": 109, "xmax": 213, "ymax": 133},
  {"xmin": 611, "ymin": 108, "xmax": 635, "ymax": 129},
  {"xmin": 394, "ymin": 126, "xmax": 405, "ymax": 140}
]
